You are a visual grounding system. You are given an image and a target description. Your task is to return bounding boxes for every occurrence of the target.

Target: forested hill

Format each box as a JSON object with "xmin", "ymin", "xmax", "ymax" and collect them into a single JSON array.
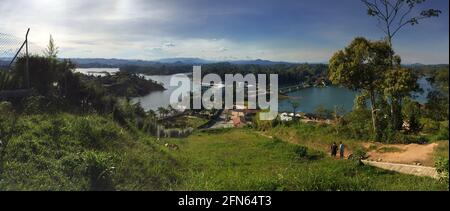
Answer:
[{"xmin": 200, "ymin": 63, "xmax": 329, "ymax": 86}]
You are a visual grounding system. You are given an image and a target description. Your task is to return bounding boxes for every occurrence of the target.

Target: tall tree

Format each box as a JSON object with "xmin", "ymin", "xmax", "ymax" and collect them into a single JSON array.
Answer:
[
  {"xmin": 329, "ymin": 37, "xmax": 392, "ymax": 139},
  {"xmin": 361, "ymin": 0, "xmax": 441, "ymax": 130},
  {"xmin": 44, "ymin": 35, "xmax": 59, "ymax": 59},
  {"xmin": 157, "ymin": 107, "xmax": 166, "ymax": 119},
  {"xmin": 383, "ymin": 67, "xmax": 420, "ymax": 129},
  {"xmin": 361, "ymin": 0, "xmax": 441, "ymax": 48}
]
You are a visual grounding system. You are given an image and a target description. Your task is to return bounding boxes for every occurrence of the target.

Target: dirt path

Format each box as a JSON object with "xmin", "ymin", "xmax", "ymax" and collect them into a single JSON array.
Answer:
[
  {"xmin": 364, "ymin": 143, "xmax": 438, "ymax": 167},
  {"xmin": 362, "ymin": 160, "xmax": 439, "ymax": 178},
  {"xmin": 259, "ymin": 131, "xmax": 439, "ymax": 167}
]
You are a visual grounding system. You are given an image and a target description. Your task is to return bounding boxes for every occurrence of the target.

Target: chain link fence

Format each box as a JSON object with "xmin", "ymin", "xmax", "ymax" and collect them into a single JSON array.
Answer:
[{"xmin": 0, "ymin": 29, "xmax": 44, "ymax": 98}]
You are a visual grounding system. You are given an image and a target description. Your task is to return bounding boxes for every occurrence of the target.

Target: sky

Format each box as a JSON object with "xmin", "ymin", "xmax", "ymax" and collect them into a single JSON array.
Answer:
[{"xmin": 0, "ymin": 0, "xmax": 448, "ymax": 64}]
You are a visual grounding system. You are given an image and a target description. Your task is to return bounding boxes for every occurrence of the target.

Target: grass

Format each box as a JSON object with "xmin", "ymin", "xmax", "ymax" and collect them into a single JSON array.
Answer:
[
  {"xmin": 161, "ymin": 115, "xmax": 208, "ymax": 129},
  {"xmin": 264, "ymin": 122, "xmax": 365, "ymax": 155},
  {"xmin": 0, "ymin": 114, "xmax": 179, "ymax": 191},
  {"xmin": 162, "ymin": 128, "xmax": 446, "ymax": 191},
  {"xmin": 434, "ymin": 141, "xmax": 449, "ymax": 160},
  {"xmin": 0, "ymin": 113, "xmax": 447, "ymax": 191}
]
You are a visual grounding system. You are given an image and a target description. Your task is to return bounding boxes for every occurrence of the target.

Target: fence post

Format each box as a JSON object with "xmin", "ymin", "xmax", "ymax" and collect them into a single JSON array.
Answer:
[{"xmin": 25, "ymin": 28, "xmax": 30, "ymax": 89}]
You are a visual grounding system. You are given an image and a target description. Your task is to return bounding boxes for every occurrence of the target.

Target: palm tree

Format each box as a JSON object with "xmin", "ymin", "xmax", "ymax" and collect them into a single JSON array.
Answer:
[
  {"xmin": 157, "ymin": 107, "xmax": 166, "ymax": 119},
  {"xmin": 147, "ymin": 109, "xmax": 156, "ymax": 120},
  {"xmin": 162, "ymin": 109, "xmax": 170, "ymax": 119},
  {"xmin": 167, "ymin": 105, "xmax": 175, "ymax": 116},
  {"xmin": 289, "ymin": 100, "xmax": 300, "ymax": 114}
]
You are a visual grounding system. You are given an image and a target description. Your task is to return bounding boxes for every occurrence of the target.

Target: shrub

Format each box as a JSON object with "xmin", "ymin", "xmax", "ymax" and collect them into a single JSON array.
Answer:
[
  {"xmin": 294, "ymin": 146, "xmax": 308, "ymax": 158},
  {"xmin": 393, "ymin": 134, "xmax": 429, "ymax": 144},
  {"xmin": 82, "ymin": 151, "xmax": 116, "ymax": 191},
  {"xmin": 352, "ymin": 147, "xmax": 367, "ymax": 161},
  {"xmin": 435, "ymin": 157, "xmax": 449, "ymax": 188},
  {"xmin": 421, "ymin": 118, "xmax": 441, "ymax": 134},
  {"xmin": 293, "ymin": 145, "xmax": 323, "ymax": 161},
  {"xmin": 337, "ymin": 109, "xmax": 372, "ymax": 140}
]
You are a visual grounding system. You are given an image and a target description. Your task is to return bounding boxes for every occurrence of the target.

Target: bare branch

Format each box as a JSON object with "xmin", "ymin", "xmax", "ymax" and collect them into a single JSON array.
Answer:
[
  {"xmin": 362, "ymin": 0, "xmax": 441, "ymax": 40},
  {"xmin": 398, "ymin": 4, "xmax": 414, "ymax": 27}
]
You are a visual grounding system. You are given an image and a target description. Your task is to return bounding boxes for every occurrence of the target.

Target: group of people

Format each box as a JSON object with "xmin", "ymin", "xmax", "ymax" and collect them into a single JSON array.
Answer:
[{"xmin": 331, "ymin": 142, "xmax": 345, "ymax": 159}]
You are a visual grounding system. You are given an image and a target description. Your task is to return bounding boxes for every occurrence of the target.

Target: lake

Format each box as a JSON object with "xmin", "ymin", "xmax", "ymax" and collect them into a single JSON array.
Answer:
[
  {"xmin": 75, "ymin": 68, "xmax": 120, "ymax": 77},
  {"xmin": 74, "ymin": 69, "xmax": 432, "ymax": 113},
  {"xmin": 132, "ymin": 74, "xmax": 193, "ymax": 111},
  {"xmin": 132, "ymin": 74, "xmax": 432, "ymax": 113},
  {"xmin": 278, "ymin": 86, "xmax": 358, "ymax": 113}
]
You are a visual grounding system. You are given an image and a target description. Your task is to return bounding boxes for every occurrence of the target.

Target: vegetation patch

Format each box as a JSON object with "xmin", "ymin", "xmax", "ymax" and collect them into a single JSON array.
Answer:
[{"xmin": 0, "ymin": 114, "xmax": 179, "ymax": 191}]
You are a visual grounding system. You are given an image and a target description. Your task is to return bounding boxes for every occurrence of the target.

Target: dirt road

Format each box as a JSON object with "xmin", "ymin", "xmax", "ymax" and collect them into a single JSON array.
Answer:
[{"xmin": 364, "ymin": 143, "xmax": 438, "ymax": 167}]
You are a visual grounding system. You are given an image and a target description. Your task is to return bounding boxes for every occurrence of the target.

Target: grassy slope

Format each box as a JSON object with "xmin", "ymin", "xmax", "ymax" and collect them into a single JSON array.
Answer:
[
  {"xmin": 265, "ymin": 122, "xmax": 365, "ymax": 155},
  {"xmin": 163, "ymin": 129, "xmax": 447, "ymax": 191},
  {"xmin": 0, "ymin": 114, "xmax": 446, "ymax": 191},
  {"xmin": 0, "ymin": 114, "xmax": 179, "ymax": 191}
]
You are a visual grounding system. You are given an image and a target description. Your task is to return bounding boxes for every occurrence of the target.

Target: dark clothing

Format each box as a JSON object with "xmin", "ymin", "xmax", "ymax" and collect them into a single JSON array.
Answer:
[{"xmin": 331, "ymin": 144, "xmax": 338, "ymax": 157}]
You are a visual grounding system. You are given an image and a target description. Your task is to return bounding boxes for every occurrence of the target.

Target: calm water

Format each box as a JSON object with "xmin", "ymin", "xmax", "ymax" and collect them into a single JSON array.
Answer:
[
  {"xmin": 278, "ymin": 77, "xmax": 431, "ymax": 113},
  {"xmin": 132, "ymin": 74, "xmax": 193, "ymax": 111},
  {"xmin": 75, "ymin": 68, "xmax": 120, "ymax": 77},
  {"xmin": 74, "ymin": 69, "xmax": 431, "ymax": 113},
  {"xmin": 278, "ymin": 86, "xmax": 358, "ymax": 113}
]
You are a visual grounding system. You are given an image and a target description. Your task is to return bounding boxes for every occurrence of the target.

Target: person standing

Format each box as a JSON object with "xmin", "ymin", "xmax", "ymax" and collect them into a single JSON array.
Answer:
[
  {"xmin": 331, "ymin": 142, "xmax": 338, "ymax": 158},
  {"xmin": 339, "ymin": 142, "xmax": 345, "ymax": 159}
]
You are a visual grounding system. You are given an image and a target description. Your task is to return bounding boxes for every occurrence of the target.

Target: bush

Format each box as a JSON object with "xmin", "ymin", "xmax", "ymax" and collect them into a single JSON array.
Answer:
[
  {"xmin": 293, "ymin": 145, "xmax": 323, "ymax": 161},
  {"xmin": 435, "ymin": 157, "xmax": 449, "ymax": 188},
  {"xmin": 351, "ymin": 147, "xmax": 367, "ymax": 161},
  {"xmin": 421, "ymin": 118, "xmax": 441, "ymax": 134},
  {"xmin": 294, "ymin": 146, "xmax": 308, "ymax": 158},
  {"xmin": 393, "ymin": 134, "xmax": 428, "ymax": 144},
  {"xmin": 82, "ymin": 151, "xmax": 116, "ymax": 191},
  {"xmin": 436, "ymin": 121, "xmax": 449, "ymax": 141},
  {"xmin": 337, "ymin": 109, "xmax": 372, "ymax": 140}
]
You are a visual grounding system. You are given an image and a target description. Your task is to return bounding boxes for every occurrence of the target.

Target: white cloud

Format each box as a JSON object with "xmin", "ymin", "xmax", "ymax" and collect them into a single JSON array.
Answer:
[{"xmin": 163, "ymin": 42, "xmax": 175, "ymax": 47}]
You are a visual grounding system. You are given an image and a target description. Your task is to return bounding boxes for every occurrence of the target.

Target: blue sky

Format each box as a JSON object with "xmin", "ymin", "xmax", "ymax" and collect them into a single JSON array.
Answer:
[{"xmin": 0, "ymin": 0, "xmax": 448, "ymax": 64}]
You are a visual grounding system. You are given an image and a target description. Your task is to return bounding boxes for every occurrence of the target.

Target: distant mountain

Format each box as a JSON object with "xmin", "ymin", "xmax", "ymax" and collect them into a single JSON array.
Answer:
[
  {"xmin": 67, "ymin": 58, "xmax": 159, "ymax": 68},
  {"xmin": 228, "ymin": 59, "xmax": 294, "ymax": 65},
  {"xmin": 65, "ymin": 57, "xmax": 299, "ymax": 68},
  {"xmin": 155, "ymin": 58, "xmax": 295, "ymax": 65},
  {"xmin": 404, "ymin": 63, "xmax": 426, "ymax": 67},
  {"xmin": 0, "ymin": 57, "xmax": 12, "ymax": 61},
  {"xmin": 155, "ymin": 58, "xmax": 215, "ymax": 64}
]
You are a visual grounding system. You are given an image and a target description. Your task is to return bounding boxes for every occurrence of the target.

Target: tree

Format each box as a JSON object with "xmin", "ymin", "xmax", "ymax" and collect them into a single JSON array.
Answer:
[
  {"xmin": 361, "ymin": 0, "xmax": 441, "ymax": 48},
  {"xmin": 157, "ymin": 107, "xmax": 167, "ymax": 119},
  {"xmin": 434, "ymin": 68, "xmax": 449, "ymax": 93},
  {"xmin": 329, "ymin": 37, "xmax": 392, "ymax": 139},
  {"xmin": 361, "ymin": 0, "xmax": 441, "ymax": 131},
  {"xmin": 44, "ymin": 35, "xmax": 59, "ymax": 59},
  {"xmin": 14, "ymin": 56, "xmax": 58, "ymax": 95},
  {"xmin": 147, "ymin": 110, "xmax": 157, "ymax": 120},
  {"xmin": 425, "ymin": 90, "xmax": 449, "ymax": 121},
  {"xmin": 289, "ymin": 100, "xmax": 300, "ymax": 114},
  {"xmin": 383, "ymin": 67, "xmax": 420, "ymax": 129},
  {"xmin": 167, "ymin": 105, "xmax": 176, "ymax": 116},
  {"xmin": 403, "ymin": 97, "xmax": 422, "ymax": 133}
]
